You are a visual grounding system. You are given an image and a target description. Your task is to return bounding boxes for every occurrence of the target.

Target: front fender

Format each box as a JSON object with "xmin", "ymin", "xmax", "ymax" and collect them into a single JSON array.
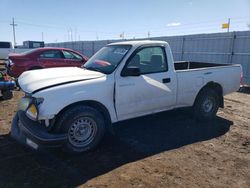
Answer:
[{"xmin": 33, "ymin": 78, "xmax": 117, "ymax": 123}]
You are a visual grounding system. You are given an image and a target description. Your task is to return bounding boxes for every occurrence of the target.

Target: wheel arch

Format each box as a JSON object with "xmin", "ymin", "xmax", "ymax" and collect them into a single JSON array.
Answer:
[
  {"xmin": 194, "ymin": 82, "xmax": 224, "ymax": 108},
  {"xmin": 55, "ymin": 100, "xmax": 113, "ymax": 133}
]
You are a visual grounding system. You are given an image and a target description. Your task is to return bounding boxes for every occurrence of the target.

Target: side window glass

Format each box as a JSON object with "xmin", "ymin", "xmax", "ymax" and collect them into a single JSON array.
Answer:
[
  {"xmin": 71, "ymin": 52, "xmax": 83, "ymax": 60},
  {"xmin": 127, "ymin": 47, "xmax": 168, "ymax": 74},
  {"xmin": 63, "ymin": 51, "xmax": 83, "ymax": 60},
  {"xmin": 63, "ymin": 51, "xmax": 74, "ymax": 59},
  {"xmin": 40, "ymin": 50, "xmax": 63, "ymax": 59}
]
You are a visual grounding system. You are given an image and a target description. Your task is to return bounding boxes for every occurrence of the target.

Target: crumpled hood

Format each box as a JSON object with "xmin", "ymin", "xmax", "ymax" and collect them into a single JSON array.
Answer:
[{"xmin": 18, "ymin": 67, "xmax": 105, "ymax": 94}]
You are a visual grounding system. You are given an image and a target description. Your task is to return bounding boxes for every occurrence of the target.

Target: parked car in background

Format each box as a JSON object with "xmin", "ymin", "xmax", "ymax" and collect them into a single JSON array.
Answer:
[{"xmin": 5, "ymin": 47, "xmax": 88, "ymax": 78}]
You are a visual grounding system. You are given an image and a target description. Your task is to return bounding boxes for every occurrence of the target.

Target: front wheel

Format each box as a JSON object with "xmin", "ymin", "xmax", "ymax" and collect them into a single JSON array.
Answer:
[
  {"xmin": 193, "ymin": 88, "xmax": 220, "ymax": 121},
  {"xmin": 56, "ymin": 106, "xmax": 105, "ymax": 153}
]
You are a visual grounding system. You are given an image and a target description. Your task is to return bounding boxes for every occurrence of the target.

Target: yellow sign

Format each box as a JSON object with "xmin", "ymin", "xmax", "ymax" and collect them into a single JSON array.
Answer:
[{"xmin": 222, "ymin": 23, "xmax": 229, "ymax": 29}]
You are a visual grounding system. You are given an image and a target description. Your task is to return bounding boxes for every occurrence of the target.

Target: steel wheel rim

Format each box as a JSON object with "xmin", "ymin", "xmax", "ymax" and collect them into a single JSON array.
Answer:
[
  {"xmin": 68, "ymin": 117, "xmax": 97, "ymax": 147},
  {"xmin": 202, "ymin": 97, "xmax": 214, "ymax": 113}
]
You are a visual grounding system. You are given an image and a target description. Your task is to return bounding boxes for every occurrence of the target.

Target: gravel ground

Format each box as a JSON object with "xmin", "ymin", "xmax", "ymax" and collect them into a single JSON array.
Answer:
[{"xmin": 0, "ymin": 90, "xmax": 249, "ymax": 188}]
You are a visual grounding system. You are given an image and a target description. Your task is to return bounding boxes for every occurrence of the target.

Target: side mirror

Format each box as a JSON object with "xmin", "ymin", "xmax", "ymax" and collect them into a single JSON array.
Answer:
[{"xmin": 121, "ymin": 66, "xmax": 140, "ymax": 77}]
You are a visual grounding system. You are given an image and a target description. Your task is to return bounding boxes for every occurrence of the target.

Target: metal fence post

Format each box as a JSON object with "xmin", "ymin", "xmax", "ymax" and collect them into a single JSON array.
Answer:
[
  {"xmin": 71, "ymin": 41, "xmax": 74, "ymax": 51},
  {"xmin": 92, "ymin": 41, "xmax": 95, "ymax": 56},
  {"xmin": 181, "ymin": 36, "xmax": 185, "ymax": 61},
  {"xmin": 229, "ymin": 31, "xmax": 236, "ymax": 64},
  {"xmin": 81, "ymin": 41, "xmax": 84, "ymax": 55}
]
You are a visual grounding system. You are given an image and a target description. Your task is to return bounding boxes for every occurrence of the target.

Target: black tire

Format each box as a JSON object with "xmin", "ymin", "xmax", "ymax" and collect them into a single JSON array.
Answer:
[
  {"xmin": 56, "ymin": 105, "xmax": 105, "ymax": 153},
  {"xmin": 193, "ymin": 88, "xmax": 219, "ymax": 121},
  {"xmin": 1, "ymin": 90, "xmax": 13, "ymax": 100}
]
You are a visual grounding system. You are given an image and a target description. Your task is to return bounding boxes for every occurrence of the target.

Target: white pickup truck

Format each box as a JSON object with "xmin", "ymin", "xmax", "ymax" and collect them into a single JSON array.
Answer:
[
  {"xmin": 0, "ymin": 41, "xmax": 30, "ymax": 60},
  {"xmin": 11, "ymin": 40, "xmax": 242, "ymax": 152},
  {"xmin": 0, "ymin": 42, "xmax": 13, "ymax": 60}
]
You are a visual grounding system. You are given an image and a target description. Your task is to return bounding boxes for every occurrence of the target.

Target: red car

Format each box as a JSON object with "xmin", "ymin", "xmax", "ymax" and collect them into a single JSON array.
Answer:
[{"xmin": 6, "ymin": 47, "xmax": 88, "ymax": 78}]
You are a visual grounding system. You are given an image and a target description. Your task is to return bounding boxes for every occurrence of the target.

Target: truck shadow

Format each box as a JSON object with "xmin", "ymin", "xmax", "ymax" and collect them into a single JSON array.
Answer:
[{"xmin": 0, "ymin": 109, "xmax": 232, "ymax": 187}]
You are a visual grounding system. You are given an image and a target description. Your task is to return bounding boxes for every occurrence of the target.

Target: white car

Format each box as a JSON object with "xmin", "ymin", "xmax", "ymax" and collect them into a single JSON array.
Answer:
[
  {"xmin": 11, "ymin": 40, "xmax": 242, "ymax": 153},
  {"xmin": 0, "ymin": 41, "xmax": 31, "ymax": 60},
  {"xmin": 0, "ymin": 42, "xmax": 13, "ymax": 60}
]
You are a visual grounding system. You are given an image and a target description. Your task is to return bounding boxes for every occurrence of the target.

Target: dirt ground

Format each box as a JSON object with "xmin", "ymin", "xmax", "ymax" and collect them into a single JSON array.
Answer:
[{"xmin": 0, "ymin": 89, "xmax": 249, "ymax": 188}]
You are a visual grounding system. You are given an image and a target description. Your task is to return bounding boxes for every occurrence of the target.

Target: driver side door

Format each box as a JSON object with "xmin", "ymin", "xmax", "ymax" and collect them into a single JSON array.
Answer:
[{"xmin": 115, "ymin": 46, "xmax": 177, "ymax": 121}]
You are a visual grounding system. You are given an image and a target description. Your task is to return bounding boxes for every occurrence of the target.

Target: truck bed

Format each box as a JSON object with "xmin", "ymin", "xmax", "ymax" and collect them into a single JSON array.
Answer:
[
  {"xmin": 174, "ymin": 61, "xmax": 231, "ymax": 71},
  {"xmin": 174, "ymin": 61, "xmax": 241, "ymax": 108}
]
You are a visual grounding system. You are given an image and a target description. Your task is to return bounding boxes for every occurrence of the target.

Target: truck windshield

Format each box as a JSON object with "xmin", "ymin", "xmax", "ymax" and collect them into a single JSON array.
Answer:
[{"xmin": 83, "ymin": 45, "xmax": 131, "ymax": 74}]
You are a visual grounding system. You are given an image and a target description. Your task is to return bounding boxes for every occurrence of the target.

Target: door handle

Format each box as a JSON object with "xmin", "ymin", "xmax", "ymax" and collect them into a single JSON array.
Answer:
[{"xmin": 162, "ymin": 78, "xmax": 171, "ymax": 83}]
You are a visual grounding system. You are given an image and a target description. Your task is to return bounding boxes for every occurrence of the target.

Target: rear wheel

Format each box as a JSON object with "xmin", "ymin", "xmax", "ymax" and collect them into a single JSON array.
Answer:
[
  {"xmin": 56, "ymin": 106, "xmax": 105, "ymax": 153},
  {"xmin": 193, "ymin": 88, "xmax": 220, "ymax": 121}
]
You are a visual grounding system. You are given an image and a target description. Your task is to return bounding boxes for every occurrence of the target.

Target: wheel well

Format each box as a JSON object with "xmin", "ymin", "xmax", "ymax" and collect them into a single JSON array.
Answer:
[
  {"xmin": 55, "ymin": 100, "xmax": 113, "ymax": 132},
  {"xmin": 195, "ymin": 82, "xmax": 224, "ymax": 108}
]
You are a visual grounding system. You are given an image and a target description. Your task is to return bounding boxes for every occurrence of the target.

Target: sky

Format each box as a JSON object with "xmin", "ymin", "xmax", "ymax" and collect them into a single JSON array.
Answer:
[{"xmin": 0, "ymin": 0, "xmax": 250, "ymax": 45}]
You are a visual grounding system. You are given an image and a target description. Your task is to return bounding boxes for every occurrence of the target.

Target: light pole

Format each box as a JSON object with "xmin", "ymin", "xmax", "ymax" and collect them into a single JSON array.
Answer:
[
  {"xmin": 147, "ymin": 31, "xmax": 151, "ymax": 38},
  {"xmin": 10, "ymin": 17, "xmax": 17, "ymax": 47},
  {"xmin": 227, "ymin": 18, "xmax": 230, "ymax": 32}
]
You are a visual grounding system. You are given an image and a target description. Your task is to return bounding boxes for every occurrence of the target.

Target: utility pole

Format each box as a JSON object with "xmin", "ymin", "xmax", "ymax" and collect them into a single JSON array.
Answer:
[
  {"xmin": 75, "ymin": 27, "xmax": 77, "ymax": 41},
  {"xmin": 68, "ymin": 28, "xmax": 73, "ymax": 41},
  {"xmin": 147, "ymin": 31, "xmax": 151, "ymax": 38},
  {"xmin": 228, "ymin": 18, "xmax": 230, "ymax": 32},
  {"xmin": 42, "ymin": 32, "xmax": 44, "ymax": 41},
  {"xmin": 71, "ymin": 28, "xmax": 73, "ymax": 41},
  {"xmin": 10, "ymin": 17, "xmax": 17, "ymax": 47}
]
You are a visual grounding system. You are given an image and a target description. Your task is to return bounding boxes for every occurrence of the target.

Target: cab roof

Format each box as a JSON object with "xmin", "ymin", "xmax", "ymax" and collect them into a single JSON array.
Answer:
[{"xmin": 108, "ymin": 40, "xmax": 168, "ymax": 48}]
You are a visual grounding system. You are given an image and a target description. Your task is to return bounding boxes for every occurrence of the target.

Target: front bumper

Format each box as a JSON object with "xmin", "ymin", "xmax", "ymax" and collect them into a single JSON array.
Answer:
[{"xmin": 11, "ymin": 111, "xmax": 67, "ymax": 150}]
